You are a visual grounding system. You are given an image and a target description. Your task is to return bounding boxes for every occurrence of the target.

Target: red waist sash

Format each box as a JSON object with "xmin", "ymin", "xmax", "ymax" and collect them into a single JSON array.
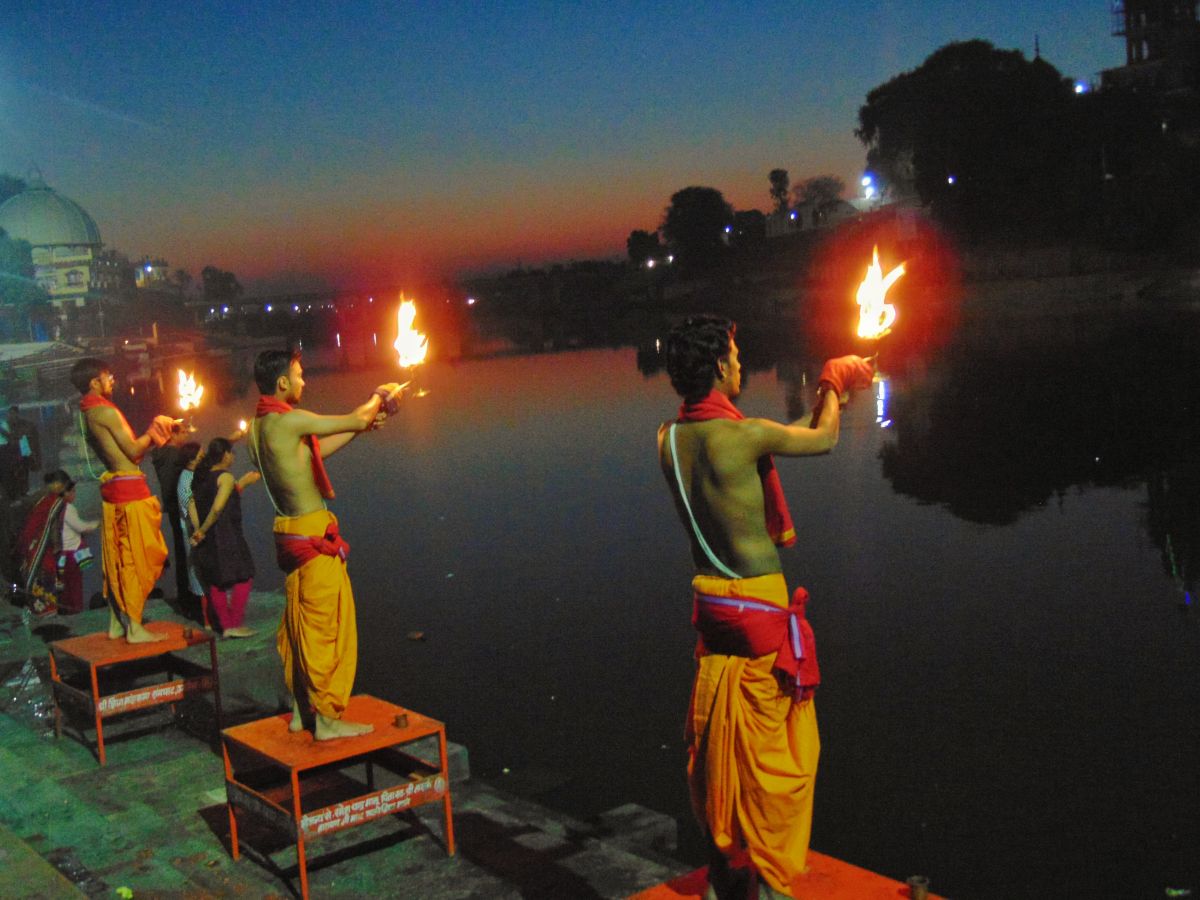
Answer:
[
  {"xmin": 100, "ymin": 474, "xmax": 152, "ymax": 504},
  {"xmin": 274, "ymin": 524, "xmax": 350, "ymax": 574},
  {"xmin": 693, "ymin": 586, "xmax": 820, "ymax": 700}
]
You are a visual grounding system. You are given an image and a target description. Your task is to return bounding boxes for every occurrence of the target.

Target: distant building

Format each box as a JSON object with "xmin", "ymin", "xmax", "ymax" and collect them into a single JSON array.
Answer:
[
  {"xmin": 766, "ymin": 198, "xmax": 864, "ymax": 238},
  {"xmin": 765, "ymin": 209, "xmax": 798, "ymax": 239},
  {"xmin": 92, "ymin": 249, "xmax": 137, "ymax": 296},
  {"xmin": 0, "ymin": 179, "xmax": 101, "ymax": 308},
  {"xmin": 135, "ymin": 256, "xmax": 171, "ymax": 289},
  {"xmin": 1102, "ymin": 1, "xmax": 1200, "ymax": 95}
]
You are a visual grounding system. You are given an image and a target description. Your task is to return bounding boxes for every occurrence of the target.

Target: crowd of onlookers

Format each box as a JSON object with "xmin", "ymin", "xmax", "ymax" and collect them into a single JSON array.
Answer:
[
  {"xmin": 4, "ymin": 408, "xmax": 258, "ymax": 637},
  {"xmin": 0, "ymin": 405, "xmax": 41, "ymax": 503},
  {"xmin": 150, "ymin": 430, "xmax": 259, "ymax": 637}
]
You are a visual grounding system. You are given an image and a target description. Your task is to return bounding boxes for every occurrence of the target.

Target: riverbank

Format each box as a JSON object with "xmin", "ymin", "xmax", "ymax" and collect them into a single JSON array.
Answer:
[
  {"xmin": 0, "ymin": 592, "xmax": 691, "ymax": 898},
  {"xmin": 0, "ymin": 593, "xmax": 939, "ymax": 898}
]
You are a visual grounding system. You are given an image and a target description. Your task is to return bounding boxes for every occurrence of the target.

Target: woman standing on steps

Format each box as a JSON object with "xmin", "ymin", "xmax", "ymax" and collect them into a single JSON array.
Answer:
[{"xmin": 189, "ymin": 437, "xmax": 260, "ymax": 638}]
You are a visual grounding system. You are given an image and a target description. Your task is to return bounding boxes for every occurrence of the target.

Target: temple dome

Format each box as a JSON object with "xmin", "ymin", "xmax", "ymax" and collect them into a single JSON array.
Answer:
[{"xmin": 0, "ymin": 182, "xmax": 101, "ymax": 247}]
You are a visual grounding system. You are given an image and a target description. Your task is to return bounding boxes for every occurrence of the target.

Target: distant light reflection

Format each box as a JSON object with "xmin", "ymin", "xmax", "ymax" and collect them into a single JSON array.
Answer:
[{"xmin": 875, "ymin": 377, "xmax": 890, "ymax": 428}]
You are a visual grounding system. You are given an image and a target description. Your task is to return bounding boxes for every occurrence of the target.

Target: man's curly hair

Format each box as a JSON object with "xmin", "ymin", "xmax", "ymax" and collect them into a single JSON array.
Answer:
[{"xmin": 665, "ymin": 315, "xmax": 736, "ymax": 402}]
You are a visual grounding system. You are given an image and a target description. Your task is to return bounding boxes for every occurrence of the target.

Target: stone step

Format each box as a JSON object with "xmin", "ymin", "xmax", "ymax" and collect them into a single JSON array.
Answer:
[
  {"xmin": 0, "ymin": 821, "xmax": 86, "ymax": 899},
  {"xmin": 0, "ymin": 600, "xmax": 693, "ymax": 897}
]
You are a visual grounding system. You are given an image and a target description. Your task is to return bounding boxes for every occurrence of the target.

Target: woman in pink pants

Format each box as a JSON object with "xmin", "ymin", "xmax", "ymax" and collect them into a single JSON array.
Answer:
[{"xmin": 189, "ymin": 438, "xmax": 260, "ymax": 638}]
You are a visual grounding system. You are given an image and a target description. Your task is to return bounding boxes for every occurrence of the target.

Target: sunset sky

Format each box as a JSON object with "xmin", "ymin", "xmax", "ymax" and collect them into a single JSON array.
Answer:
[{"xmin": 2, "ymin": 2, "xmax": 1122, "ymax": 292}]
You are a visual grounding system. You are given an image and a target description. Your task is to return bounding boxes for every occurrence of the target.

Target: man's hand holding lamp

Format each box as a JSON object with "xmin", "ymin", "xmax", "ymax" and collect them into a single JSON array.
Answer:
[
  {"xmin": 373, "ymin": 381, "xmax": 408, "ymax": 418},
  {"xmin": 818, "ymin": 355, "xmax": 875, "ymax": 404}
]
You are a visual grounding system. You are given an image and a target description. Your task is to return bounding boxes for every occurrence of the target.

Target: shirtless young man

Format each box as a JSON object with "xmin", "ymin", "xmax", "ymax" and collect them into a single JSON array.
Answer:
[
  {"xmin": 72, "ymin": 357, "xmax": 181, "ymax": 643},
  {"xmin": 247, "ymin": 349, "xmax": 405, "ymax": 741},
  {"xmin": 657, "ymin": 315, "xmax": 873, "ymax": 899}
]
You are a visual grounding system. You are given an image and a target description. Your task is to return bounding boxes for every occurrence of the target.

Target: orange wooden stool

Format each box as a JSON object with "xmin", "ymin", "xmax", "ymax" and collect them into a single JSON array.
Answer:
[
  {"xmin": 48, "ymin": 620, "xmax": 222, "ymax": 765},
  {"xmin": 629, "ymin": 851, "xmax": 945, "ymax": 899},
  {"xmin": 221, "ymin": 694, "xmax": 455, "ymax": 900}
]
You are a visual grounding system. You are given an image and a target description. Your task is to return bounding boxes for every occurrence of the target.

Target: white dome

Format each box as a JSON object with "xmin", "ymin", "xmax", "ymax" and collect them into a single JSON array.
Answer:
[{"xmin": 0, "ymin": 183, "xmax": 101, "ymax": 248}]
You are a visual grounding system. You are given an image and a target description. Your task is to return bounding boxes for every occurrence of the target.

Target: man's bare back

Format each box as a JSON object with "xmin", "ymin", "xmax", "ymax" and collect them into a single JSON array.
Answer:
[
  {"xmin": 659, "ymin": 418, "xmax": 786, "ymax": 578},
  {"xmin": 658, "ymin": 333, "xmax": 870, "ymax": 579}
]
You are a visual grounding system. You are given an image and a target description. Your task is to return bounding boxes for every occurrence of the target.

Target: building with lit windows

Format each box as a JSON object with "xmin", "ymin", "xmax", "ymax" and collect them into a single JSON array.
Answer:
[{"xmin": 135, "ymin": 256, "xmax": 171, "ymax": 289}]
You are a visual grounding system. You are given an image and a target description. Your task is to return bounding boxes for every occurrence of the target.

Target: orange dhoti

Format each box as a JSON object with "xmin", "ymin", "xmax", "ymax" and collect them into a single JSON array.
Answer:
[
  {"xmin": 99, "ymin": 471, "xmax": 168, "ymax": 626},
  {"xmin": 688, "ymin": 573, "xmax": 820, "ymax": 897},
  {"xmin": 274, "ymin": 510, "xmax": 357, "ymax": 720}
]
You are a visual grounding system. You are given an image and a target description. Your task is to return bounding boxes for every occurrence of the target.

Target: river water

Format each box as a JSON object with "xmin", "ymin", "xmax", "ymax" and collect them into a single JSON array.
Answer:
[{"xmin": 150, "ymin": 306, "xmax": 1199, "ymax": 898}]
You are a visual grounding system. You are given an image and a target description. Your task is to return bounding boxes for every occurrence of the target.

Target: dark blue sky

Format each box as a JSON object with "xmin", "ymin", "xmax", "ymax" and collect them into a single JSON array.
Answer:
[{"xmin": 1, "ymin": 2, "xmax": 1122, "ymax": 290}]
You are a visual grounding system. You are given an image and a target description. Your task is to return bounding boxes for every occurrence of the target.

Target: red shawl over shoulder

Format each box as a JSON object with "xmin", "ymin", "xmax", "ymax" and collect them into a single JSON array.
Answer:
[
  {"xmin": 79, "ymin": 394, "xmax": 117, "ymax": 413},
  {"xmin": 254, "ymin": 397, "xmax": 336, "ymax": 500},
  {"xmin": 18, "ymin": 493, "xmax": 65, "ymax": 593}
]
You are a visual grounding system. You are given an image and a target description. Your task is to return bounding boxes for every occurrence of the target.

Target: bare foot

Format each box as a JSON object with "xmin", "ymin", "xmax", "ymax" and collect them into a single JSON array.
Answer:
[
  {"xmin": 126, "ymin": 621, "xmax": 168, "ymax": 643},
  {"xmin": 315, "ymin": 714, "xmax": 374, "ymax": 741},
  {"xmin": 222, "ymin": 626, "xmax": 257, "ymax": 638},
  {"xmin": 107, "ymin": 609, "xmax": 125, "ymax": 639},
  {"xmin": 289, "ymin": 697, "xmax": 306, "ymax": 733}
]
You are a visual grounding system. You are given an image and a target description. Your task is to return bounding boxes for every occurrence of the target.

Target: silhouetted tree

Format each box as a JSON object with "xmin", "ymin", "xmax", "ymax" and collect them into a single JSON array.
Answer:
[
  {"xmin": 796, "ymin": 175, "xmax": 845, "ymax": 206},
  {"xmin": 0, "ymin": 228, "xmax": 48, "ymax": 307},
  {"xmin": 661, "ymin": 186, "xmax": 734, "ymax": 270},
  {"xmin": 626, "ymin": 229, "xmax": 662, "ymax": 266},
  {"xmin": 201, "ymin": 266, "xmax": 242, "ymax": 303},
  {"xmin": 0, "ymin": 174, "xmax": 26, "ymax": 206},
  {"xmin": 857, "ymin": 40, "xmax": 1078, "ymax": 240},
  {"xmin": 768, "ymin": 169, "xmax": 790, "ymax": 213}
]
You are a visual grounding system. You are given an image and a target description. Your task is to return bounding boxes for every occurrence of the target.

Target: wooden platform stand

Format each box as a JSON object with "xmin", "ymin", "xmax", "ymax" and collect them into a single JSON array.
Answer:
[
  {"xmin": 221, "ymin": 694, "xmax": 455, "ymax": 900},
  {"xmin": 631, "ymin": 852, "xmax": 945, "ymax": 899},
  {"xmin": 48, "ymin": 620, "xmax": 221, "ymax": 766}
]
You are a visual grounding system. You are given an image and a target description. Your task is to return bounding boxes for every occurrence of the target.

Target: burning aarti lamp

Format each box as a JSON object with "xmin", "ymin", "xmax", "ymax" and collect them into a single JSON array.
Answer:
[
  {"xmin": 391, "ymin": 296, "xmax": 430, "ymax": 405},
  {"xmin": 177, "ymin": 369, "xmax": 205, "ymax": 432},
  {"xmin": 855, "ymin": 245, "xmax": 905, "ymax": 381},
  {"xmin": 853, "ymin": 245, "xmax": 905, "ymax": 430},
  {"xmin": 856, "ymin": 245, "xmax": 904, "ymax": 342}
]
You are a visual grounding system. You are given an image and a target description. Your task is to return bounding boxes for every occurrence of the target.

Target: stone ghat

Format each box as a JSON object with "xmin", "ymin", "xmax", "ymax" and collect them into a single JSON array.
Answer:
[{"xmin": 0, "ymin": 594, "xmax": 688, "ymax": 898}]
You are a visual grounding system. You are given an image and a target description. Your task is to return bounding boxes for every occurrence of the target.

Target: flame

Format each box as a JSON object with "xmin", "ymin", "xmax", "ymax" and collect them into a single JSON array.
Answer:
[
  {"xmin": 394, "ymin": 297, "xmax": 429, "ymax": 367},
  {"xmin": 238, "ymin": 419, "xmax": 248, "ymax": 433},
  {"xmin": 855, "ymin": 246, "xmax": 904, "ymax": 340},
  {"xmin": 177, "ymin": 369, "xmax": 204, "ymax": 412}
]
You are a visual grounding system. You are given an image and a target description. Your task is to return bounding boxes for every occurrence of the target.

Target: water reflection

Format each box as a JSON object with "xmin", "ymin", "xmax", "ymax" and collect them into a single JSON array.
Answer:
[{"xmin": 882, "ymin": 313, "xmax": 1200, "ymax": 594}]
